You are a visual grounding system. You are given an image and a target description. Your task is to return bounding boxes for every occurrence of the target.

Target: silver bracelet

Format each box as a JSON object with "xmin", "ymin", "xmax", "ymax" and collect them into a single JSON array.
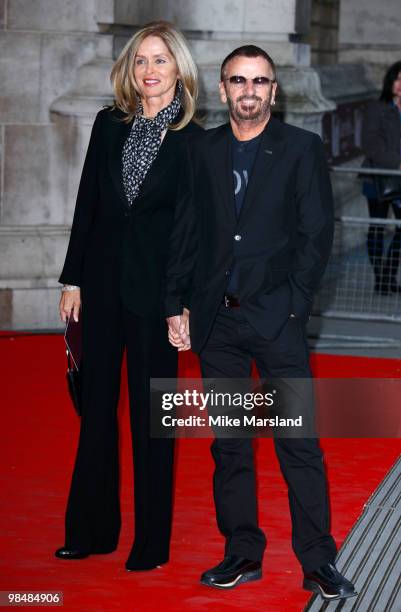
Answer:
[{"xmin": 62, "ymin": 284, "xmax": 80, "ymax": 291}]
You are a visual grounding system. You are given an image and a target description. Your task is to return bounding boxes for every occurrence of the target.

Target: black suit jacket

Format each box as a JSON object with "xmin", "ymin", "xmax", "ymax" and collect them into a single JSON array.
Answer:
[
  {"xmin": 59, "ymin": 106, "xmax": 202, "ymax": 316},
  {"xmin": 164, "ymin": 116, "xmax": 334, "ymax": 353}
]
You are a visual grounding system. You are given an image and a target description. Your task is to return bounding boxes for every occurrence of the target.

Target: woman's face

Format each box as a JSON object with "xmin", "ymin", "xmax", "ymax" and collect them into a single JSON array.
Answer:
[
  {"xmin": 392, "ymin": 71, "xmax": 401, "ymax": 99},
  {"xmin": 134, "ymin": 35, "xmax": 179, "ymax": 103}
]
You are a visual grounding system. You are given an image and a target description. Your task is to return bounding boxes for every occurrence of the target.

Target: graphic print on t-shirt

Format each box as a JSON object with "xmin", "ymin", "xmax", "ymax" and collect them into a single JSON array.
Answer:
[
  {"xmin": 231, "ymin": 132, "xmax": 262, "ymax": 217},
  {"xmin": 233, "ymin": 169, "xmax": 249, "ymax": 196}
]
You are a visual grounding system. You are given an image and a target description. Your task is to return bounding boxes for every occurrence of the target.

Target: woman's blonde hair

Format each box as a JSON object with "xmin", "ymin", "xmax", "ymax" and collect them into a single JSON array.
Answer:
[{"xmin": 110, "ymin": 21, "xmax": 198, "ymax": 130}]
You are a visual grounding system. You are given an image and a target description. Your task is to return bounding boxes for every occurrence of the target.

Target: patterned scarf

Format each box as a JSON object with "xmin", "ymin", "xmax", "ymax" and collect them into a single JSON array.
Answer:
[{"xmin": 122, "ymin": 83, "xmax": 182, "ymax": 206}]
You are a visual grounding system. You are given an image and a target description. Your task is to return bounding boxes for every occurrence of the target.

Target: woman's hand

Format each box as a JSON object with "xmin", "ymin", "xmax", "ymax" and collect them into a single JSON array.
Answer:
[
  {"xmin": 166, "ymin": 308, "xmax": 191, "ymax": 351},
  {"xmin": 180, "ymin": 308, "xmax": 190, "ymax": 340},
  {"xmin": 59, "ymin": 289, "xmax": 81, "ymax": 323}
]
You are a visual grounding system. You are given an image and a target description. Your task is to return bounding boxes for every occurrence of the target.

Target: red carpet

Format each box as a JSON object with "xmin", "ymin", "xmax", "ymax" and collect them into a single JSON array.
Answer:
[{"xmin": 0, "ymin": 333, "xmax": 400, "ymax": 611}]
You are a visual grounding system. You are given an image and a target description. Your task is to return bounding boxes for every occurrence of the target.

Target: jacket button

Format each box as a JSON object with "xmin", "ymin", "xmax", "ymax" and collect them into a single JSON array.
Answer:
[
  {"xmin": 234, "ymin": 234, "xmax": 242, "ymax": 241},
  {"xmin": 225, "ymin": 270, "xmax": 231, "ymax": 276}
]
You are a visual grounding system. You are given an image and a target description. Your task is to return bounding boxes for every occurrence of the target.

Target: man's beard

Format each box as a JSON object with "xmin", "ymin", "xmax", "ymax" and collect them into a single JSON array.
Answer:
[{"xmin": 228, "ymin": 94, "xmax": 271, "ymax": 122}]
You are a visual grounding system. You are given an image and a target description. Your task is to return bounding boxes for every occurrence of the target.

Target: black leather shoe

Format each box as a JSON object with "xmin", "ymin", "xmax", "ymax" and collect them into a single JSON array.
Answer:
[
  {"xmin": 55, "ymin": 547, "xmax": 89, "ymax": 560},
  {"xmin": 303, "ymin": 562, "xmax": 357, "ymax": 600},
  {"xmin": 200, "ymin": 555, "xmax": 262, "ymax": 589},
  {"xmin": 125, "ymin": 547, "xmax": 168, "ymax": 571}
]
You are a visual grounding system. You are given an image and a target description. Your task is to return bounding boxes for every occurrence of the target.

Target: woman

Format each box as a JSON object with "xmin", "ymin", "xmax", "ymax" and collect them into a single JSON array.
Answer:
[
  {"xmin": 361, "ymin": 60, "xmax": 401, "ymax": 294},
  {"xmin": 55, "ymin": 21, "xmax": 201, "ymax": 571}
]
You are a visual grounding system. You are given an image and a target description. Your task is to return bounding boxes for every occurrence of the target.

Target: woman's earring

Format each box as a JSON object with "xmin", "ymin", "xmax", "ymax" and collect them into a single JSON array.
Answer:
[{"xmin": 177, "ymin": 79, "xmax": 183, "ymax": 96}]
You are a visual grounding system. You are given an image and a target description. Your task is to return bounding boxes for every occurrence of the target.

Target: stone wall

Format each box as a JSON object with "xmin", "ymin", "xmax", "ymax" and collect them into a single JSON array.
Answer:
[
  {"xmin": 309, "ymin": 0, "xmax": 340, "ymax": 65},
  {"xmin": 338, "ymin": 0, "xmax": 401, "ymax": 86}
]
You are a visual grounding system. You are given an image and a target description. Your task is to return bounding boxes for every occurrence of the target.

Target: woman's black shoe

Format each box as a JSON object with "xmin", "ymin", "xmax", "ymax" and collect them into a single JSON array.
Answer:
[
  {"xmin": 55, "ymin": 547, "xmax": 89, "ymax": 560},
  {"xmin": 125, "ymin": 564, "xmax": 161, "ymax": 572}
]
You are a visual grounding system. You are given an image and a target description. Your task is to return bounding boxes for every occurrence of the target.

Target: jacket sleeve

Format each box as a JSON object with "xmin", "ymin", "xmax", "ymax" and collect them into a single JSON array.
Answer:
[
  {"xmin": 58, "ymin": 109, "xmax": 104, "ymax": 286},
  {"xmin": 162, "ymin": 138, "xmax": 198, "ymax": 317},
  {"xmin": 289, "ymin": 134, "xmax": 334, "ymax": 320},
  {"xmin": 361, "ymin": 101, "xmax": 401, "ymax": 169}
]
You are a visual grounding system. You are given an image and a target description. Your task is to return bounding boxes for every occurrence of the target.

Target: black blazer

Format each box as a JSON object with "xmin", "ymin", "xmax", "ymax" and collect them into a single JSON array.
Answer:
[
  {"xmin": 361, "ymin": 100, "xmax": 401, "ymax": 170},
  {"xmin": 164, "ymin": 116, "xmax": 334, "ymax": 353},
  {"xmin": 59, "ymin": 106, "xmax": 202, "ymax": 316}
]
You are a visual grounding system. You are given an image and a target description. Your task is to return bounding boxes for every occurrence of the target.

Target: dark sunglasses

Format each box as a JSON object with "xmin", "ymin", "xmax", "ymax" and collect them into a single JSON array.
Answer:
[{"xmin": 225, "ymin": 75, "xmax": 275, "ymax": 86}]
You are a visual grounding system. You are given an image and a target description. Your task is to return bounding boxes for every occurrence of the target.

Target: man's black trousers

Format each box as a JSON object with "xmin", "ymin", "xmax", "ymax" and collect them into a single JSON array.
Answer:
[{"xmin": 199, "ymin": 305, "xmax": 338, "ymax": 573}]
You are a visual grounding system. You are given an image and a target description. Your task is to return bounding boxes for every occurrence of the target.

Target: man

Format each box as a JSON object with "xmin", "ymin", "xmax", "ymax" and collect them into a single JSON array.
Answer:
[{"xmin": 164, "ymin": 46, "xmax": 356, "ymax": 601}]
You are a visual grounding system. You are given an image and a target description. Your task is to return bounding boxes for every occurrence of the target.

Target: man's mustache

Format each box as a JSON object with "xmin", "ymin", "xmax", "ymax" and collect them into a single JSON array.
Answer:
[{"xmin": 236, "ymin": 95, "xmax": 263, "ymax": 103}]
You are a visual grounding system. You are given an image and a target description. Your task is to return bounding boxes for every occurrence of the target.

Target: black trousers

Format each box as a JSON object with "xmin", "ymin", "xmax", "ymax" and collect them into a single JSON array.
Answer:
[
  {"xmin": 199, "ymin": 305, "xmax": 338, "ymax": 573},
  {"xmin": 64, "ymin": 298, "xmax": 177, "ymax": 566},
  {"xmin": 366, "ymin": 197, "xmax": 401, "ymax": 287}
]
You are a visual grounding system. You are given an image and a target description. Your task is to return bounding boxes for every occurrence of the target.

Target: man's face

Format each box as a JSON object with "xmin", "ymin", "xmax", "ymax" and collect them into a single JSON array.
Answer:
[{"xmin": 219, "ymin": 55, "xmax": 277, "ymax": 123}]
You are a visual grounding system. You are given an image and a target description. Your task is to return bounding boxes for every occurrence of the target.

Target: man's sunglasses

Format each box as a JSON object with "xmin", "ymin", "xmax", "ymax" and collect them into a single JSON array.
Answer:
[{"xmin": 225, "ymin": 75, "xmax": 275, "ymax": 86}]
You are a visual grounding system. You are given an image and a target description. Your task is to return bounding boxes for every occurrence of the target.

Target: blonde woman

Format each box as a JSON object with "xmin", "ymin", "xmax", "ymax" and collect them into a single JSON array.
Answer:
[{"xmin": 55, "ymin": 21, "xmax": 201, "ymax": 571}]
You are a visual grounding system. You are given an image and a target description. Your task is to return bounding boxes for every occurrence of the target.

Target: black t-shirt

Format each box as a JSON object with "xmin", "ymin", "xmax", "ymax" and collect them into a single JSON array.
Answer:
[{"xmin": 226, "ymin": 131, "xmax": 263, "ymax": 295}]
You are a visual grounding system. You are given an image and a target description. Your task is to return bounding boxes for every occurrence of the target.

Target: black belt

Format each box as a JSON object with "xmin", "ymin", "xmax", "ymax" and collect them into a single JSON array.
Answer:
[{"xmin": 222, "ymin": 294, "xmax": 240, "ymax": 308}]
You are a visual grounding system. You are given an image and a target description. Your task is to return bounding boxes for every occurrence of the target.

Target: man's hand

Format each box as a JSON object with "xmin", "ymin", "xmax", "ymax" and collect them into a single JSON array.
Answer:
[
  {"xmin": 167, "ymin": 308, "xmax": 191, "ymax": 351},
  {"xmin": 59, "ymin": 289, "xmax": 81, "ymax": 322}
]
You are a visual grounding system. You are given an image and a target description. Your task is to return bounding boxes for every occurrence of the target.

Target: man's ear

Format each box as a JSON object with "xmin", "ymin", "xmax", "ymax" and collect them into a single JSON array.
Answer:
[
  {"xmin": 219, "ymin": 81, "xmax": 227, "ymax": 104},
  {"xmin": 271, "ymin": 81, "xmax": 278, "ymax": 106}
]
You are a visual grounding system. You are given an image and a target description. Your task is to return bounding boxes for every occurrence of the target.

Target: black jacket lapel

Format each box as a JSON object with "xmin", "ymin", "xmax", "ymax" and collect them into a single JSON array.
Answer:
[
  {"xmin": 108, "ymin": 113, "xmax": 133, "ymax": 209},
  {"xmin": 208, "ymin": 124, "xmax": 237, "ymax": 227},
  {"xmin": 134, "ymin": 130, "xmax": 177, "ymax": 205},
  {"xmin": 237, "ymin": 116, "xmax": 285, "ymax": 224}
]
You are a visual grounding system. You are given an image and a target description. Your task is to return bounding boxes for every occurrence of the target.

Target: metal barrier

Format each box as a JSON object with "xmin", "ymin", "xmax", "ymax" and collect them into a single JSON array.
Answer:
[
  {"xmin": 314, "ymin": 216, "xmax": 401, "ymax": 322},
  {"xmin": 313, "ymin": 166, "xmax": 401, "ymax": 323}
]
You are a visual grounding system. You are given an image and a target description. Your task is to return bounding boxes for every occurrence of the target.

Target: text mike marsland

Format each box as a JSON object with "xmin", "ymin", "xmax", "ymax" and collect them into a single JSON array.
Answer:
[{"xmin": 161, "ymin": 415, "xmax": 304, "ymax": 428}]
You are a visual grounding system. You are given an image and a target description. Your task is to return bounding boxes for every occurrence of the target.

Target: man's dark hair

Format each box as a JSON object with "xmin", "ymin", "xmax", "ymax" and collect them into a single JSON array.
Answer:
[
  {"xmin": 379, "ymin": 61, "xmax": 401, "ymax": 103},
  {"xmin": 220, "ymin": 45, "xmax": 277, "ymax": 81}
]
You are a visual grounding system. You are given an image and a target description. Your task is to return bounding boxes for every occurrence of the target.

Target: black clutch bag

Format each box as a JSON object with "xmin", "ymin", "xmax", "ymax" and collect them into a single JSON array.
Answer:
[{"xmin": 64, "ymin": 316, "xmax": 82, "ymax": 416}]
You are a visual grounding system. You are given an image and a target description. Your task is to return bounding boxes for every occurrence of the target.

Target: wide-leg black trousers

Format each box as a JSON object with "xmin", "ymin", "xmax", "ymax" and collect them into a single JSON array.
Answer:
[
  {"xmin": 63, "ymin": 298, "xmax": 177, "ymax": 566},
  {"xmin": 199, "ymin": 305, "xmax": 338, "ymax": 573}
]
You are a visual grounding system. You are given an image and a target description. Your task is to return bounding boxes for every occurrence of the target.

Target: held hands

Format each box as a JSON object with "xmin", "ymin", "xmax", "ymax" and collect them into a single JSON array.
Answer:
[
  {"xmin": 166, "ymin": 308, "xmax": 191, "ymax": 351},
  {"xmin": 59, "ymin": 289, "xmax": 81, "ymax": 323}
]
